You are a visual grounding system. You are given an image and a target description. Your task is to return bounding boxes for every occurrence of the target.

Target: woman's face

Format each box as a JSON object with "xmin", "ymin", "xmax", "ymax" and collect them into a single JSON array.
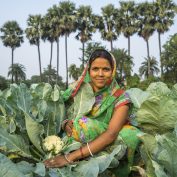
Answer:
[{"xmin": 89, "ymin": 57, "xmax": 112, "ymax": 92}]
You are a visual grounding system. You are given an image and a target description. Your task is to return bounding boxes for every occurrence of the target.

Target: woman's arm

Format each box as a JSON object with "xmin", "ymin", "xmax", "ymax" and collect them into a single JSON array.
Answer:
[{"xmin": 44, "ymin": 105, "xmax": 129, "ymax": 168}]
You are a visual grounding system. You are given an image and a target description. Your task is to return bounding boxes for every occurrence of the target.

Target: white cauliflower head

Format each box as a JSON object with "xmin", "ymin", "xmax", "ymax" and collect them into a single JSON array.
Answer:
[{"xmin": 43, "ymin": 135, "xmax": 64, "ymax": 154}]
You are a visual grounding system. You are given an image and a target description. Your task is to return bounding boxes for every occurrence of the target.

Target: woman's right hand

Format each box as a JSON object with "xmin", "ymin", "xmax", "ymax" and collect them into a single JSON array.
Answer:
[{"xmin": 64, "ymin": 120, "xmax": 73, "ymax": 137}]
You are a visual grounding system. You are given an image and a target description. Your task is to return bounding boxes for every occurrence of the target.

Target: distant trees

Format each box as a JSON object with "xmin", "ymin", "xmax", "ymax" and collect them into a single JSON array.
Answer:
[
  {"xmin": 111, "ymin": 48, "xmax": 134, "ymax": 78},
  {"xmin": 139, "ymin": 56, "xmax": 160, "ymax": 78},
  {"xmin": 8, "ymin": 63, "xmax": 26, "ymax": 84},
  {"xmin": 161, "ymin": 33, "xmax": 177, "ymax": 83},
  {"xmin": 0, "ymin": 0, "xmax": 177, "ymax": 87},
  {"xmin": 0, "ymin": 76, "xmax": 8, "ymax": 90},
  {"xmin": 154, "ymin": 0, "xmax": 176, "ymax": 75}
]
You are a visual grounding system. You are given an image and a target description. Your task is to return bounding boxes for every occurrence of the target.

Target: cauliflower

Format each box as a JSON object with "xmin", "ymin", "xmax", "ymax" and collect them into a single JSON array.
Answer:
[{"xmin": 43, "ymin": 135, "xmax": 64, "ymax": 155}]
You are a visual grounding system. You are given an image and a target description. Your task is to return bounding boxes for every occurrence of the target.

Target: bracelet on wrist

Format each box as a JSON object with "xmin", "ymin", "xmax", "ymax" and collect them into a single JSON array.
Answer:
[
  {"xmin": 80, "ymin": 147, "xmax": 84, "ymax": 158},
  {"xmin": 64, "ymin": 154, "xmax": 74, "ymax": 164},
  {"xmin": 87, "ymin": 142, "xmax": 93, "ymax": 157}
]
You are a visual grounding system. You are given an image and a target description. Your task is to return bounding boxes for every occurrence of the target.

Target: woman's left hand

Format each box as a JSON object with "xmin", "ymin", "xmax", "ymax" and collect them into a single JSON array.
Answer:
[{"xmin": 44, "ymin": 155, "xmax": 69, "ymax": 168}]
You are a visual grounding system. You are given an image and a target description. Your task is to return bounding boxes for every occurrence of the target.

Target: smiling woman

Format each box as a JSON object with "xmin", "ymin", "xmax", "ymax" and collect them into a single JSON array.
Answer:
[{"xmin": 44, "ymin": 49, "xmax": 141, "ymax": 176}]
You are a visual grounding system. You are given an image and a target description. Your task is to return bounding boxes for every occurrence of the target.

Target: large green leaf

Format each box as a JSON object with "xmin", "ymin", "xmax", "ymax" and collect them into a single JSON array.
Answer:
[
  {"xmin": 0, "ymin": 127, "xmax": 32, "ymax": 158},
  {"xmin": 138, "ymin": 133, "xmax": 157, "ymax": 177},
  {"xmin": 75, "ymin": 139, "xmax": 126, "ymax": 177},
  {"xmin": 16, "ymin": 161, "xmax": 35, "ymax": 177},
  {"xmin": 24, "ymin": 113, "xmax": 44, "ymax": 155},
  {"xmin": 146, "ymin": 82, "xmax": 171, "ymax": 97},
  {"xmin": 0, "ymin": 153, "xmax": 24, "ymax": 177},
  {"xmin": 169, "ymin": 83, "xmax": 177, "ymax": 100},
  {"xmin": 136, "ymin": 96, "xmax": 177, "ymax": 134},
  {"xmin": 153, "ymin": 133, "xmax": 177, "ymax": 177},
  {"xmin": 126, "ymin": 88, "xmax": 150, "ymax": 108},
  {"xmin": 15, "ymin": 84, "xmax": 31, "ymax": 113},
  {"xmin": 73, "ymin": 83, "xmax": 95, "ymax": 117}
]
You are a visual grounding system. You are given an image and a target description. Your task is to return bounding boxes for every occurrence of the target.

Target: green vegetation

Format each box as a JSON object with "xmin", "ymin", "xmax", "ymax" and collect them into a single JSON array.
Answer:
[{"xmin": 0, "ymin": 82, "xmax": 177, "ymax": 176}]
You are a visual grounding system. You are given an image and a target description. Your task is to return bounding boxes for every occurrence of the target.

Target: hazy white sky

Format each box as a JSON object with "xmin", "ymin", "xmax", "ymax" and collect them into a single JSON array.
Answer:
[{"xmin": 0, "ymin": 0, "xmax": 177, "ymax": 81}]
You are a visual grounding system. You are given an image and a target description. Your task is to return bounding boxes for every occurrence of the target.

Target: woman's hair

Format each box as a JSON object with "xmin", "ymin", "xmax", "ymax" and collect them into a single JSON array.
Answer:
[{"xmin": 89, "ymin": 49, "xmax": 113, "ymax": 69}]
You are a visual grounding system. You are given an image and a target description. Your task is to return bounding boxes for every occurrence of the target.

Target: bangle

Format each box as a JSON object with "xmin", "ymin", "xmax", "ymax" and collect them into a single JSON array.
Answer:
[
  {"xmin": 80, "ymin": 147, "xmax": 84, "ymax": 158},
  {"xmin": 64, "ymin": 154, "xmax": 73, "ymax": 164},
  {"xmin": 87, "ymin": 142, "xmax": 93, "ymax": 157}
]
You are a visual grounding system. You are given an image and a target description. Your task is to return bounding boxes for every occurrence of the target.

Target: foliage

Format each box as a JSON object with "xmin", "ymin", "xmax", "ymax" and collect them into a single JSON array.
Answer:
[
  {"xmin": 25, "ymin": 15, "xmax": 43, "ymax": 79},
  {"xmin": 112, "ymin": 48, "xmax": 134, "ymax": 78},
  {"xmin": 99, "ymin": 4, "xmax": 117, "ymax": 50},
  {"xmin": 0, "ymin": 76, "xmax": 8, "ymax": 90},
  {"xmin": 8, "ymin": 63, "xmax": 26, "ymax": 84},
  {"xmin": 127, "ymin": 82, "xmax": 177, "ymax": 177},
  {"xmin": 161, "ymin": 33, "xmax": 177, "ymax": 83},
  {"xmin": 0, "ymin": 83, "xmax": 127, "ymax": 177},
  {"xmin": 68, "ymin": 64, "xmax": 83, "ymax": 81},
  {"xmin": 0, "ymin": 21, "xmax": 23, "ymax": 49},
  {"xmin": 0, "ymin": 83, "xmax": 65, "ymax": 175},
  {"xmin": 126, "ymin": 74, "xmax": 140, "ymax": 88},
  {"xmin": 29, "ymin": 66, "xmax": 65, "ymax": 89},
  {"xmin": 137, "ymin": 76, "xmax": 161, "ymax": 91},
  {"xmin": 139, "ymin": 56, "xmax": 160, "ymax": 79}
]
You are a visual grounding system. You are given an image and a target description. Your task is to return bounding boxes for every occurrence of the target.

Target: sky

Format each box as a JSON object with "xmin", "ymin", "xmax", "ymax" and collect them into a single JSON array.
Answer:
[{"xmin": 0, "ymin": 0, "xmax": 177, "ymax": 82}]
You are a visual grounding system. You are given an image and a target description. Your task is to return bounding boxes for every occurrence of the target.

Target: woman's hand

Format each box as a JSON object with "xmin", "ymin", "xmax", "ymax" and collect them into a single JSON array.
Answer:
[
  {"xmin": 44, "ymin": 155, "xmax": 69, "ymax": 168},
  {"xmin": 64, "ymin": 120, "xmax": 73, "ymax": 137}
]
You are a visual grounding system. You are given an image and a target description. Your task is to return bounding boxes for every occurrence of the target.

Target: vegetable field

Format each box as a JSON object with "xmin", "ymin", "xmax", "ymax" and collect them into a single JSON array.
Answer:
[{"xmin": 0, "ymin": 82, "xmax": 177, "ymax": 177}]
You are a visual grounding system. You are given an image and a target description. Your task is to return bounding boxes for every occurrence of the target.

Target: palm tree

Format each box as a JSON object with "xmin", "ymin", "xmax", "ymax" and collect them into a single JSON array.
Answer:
[
  {"xmin": 111, "ymin": 48, "xmax": 134, "ymax": 78},
  {"xmin": 42, "ymin": 7, "xmax": 62, "ymax": 83},
  {"xmin": 75, "ymin": 5, "xmax": 95, "ymax": 66},
  {"xmin": 154, "ymin": 0, "xmax": 176, "ymax": 75},
  {"xmin": 118, "ymin": 1, "xmax": 138, "ymax": 56},
  {"xmin": 68, "ymin": 64, "xmax": 82, "ymax": 81},
  {"xmin": 42, "ymin": 5, "xmax": 63, "ymax": 84},
  {"xmin": 99, "ymin": 4, "xmax": 117, "ymax": 51},
  {"xmin": 8, "ymin": 63, "xmax": 26, "ymax": 84},
  {"xmin": 59, "ymin": 1, "xmax": 76, "ymax": 88},
  {"xmin": 0, "ymin": 21, "xmax": 23, "ymax": 83},
  {"xmin": 137, "ymin": 2, "xmax": 156, "ymax": 76},
  {"xmin": 139, "ymin": 56, "xmax": 160, "ymax": 78},
  {"xmin": 25, "ymin": 15, "xmax": 43, "ymax": 81}
]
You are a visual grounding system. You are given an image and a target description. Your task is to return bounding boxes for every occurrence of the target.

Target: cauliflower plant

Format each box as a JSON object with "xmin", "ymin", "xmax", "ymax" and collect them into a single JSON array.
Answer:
[{"xmin": 43, "ymin": 135, "xmax": 64, "ymax": 155}]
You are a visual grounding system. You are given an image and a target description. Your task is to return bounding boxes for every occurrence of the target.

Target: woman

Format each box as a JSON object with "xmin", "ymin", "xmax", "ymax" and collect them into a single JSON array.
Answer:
[{"xmin": 44, "ymin": 49, "xmax": 140, "ymax": 176}]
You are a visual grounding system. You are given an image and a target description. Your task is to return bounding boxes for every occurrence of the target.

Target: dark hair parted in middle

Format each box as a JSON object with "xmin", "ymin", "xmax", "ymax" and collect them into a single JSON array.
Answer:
[{"xmin": 89, "ymin": 49, "xmax": 113, "ymax": 69}]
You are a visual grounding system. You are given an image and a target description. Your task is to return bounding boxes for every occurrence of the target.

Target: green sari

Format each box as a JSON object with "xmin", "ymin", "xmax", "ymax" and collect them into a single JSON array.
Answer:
[{"xmin": 61, "ymin": 53, "xmax": 141, "ymax": 176}]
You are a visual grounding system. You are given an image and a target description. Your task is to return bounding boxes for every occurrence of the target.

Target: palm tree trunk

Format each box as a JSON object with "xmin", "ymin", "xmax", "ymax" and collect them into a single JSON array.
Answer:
[
  {"xmin": 49, "ymin": 42, "xmax": 53, "ymax": 84},
  {"xmin": 37, "ymin": 43, "xmax": 42, "ymax": 82},
  {"xmin": 82, "ymin": 42, "xmax": 85, "ymax": 66},
  {"xmin": 128, "ymin": 36, "xmax": 130, "ymax": 56},
  {"xmin": 11, "ymin": 48, "xmax": 14, "ymax": 83},
  {"xmin": 158, "ymin": 32, "xmax": 163, "ymax": 76},
  {"xmin": 65, "ymin": 34, "xmax": 68, "ymax": 89},
  {"xmin": 146, "ymin": 40, "xmax": 151, "ymax": 77},
  {"xmin": 110, "ymin": 40, "xmax": 113, "ymax": 51},
  {"xmin": 56, "ymin": 38, "xmax": 59, "ymax": 84}
]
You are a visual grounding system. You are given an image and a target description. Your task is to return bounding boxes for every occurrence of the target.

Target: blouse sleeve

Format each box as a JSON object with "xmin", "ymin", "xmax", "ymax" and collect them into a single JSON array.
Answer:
[{"xmin": 114, "ymin": 91, "xmax": 132, "ymax": 110}]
